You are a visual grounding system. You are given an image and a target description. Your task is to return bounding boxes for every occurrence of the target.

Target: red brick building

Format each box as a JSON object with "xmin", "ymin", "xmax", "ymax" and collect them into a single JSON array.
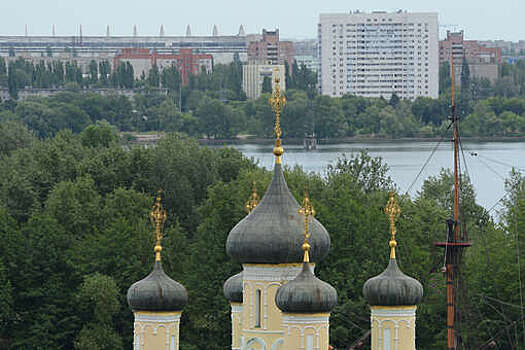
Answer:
[
  {"xmin": 248, "ymin": 29, "xmax": 294, "ymax": 68},
  {"xmin": 113, "ymin": 48, "xmax": 213, "ymax": 85},
  {"xmin": 439, "ymin": 31, "xmax": 501, "ymax": 83}
]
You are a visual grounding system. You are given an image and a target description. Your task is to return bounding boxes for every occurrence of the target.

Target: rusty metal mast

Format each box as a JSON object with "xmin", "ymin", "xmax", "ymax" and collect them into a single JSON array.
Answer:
[{"xmin": 433, "ymin": 55, "xmax": 472, "ymax": 350}]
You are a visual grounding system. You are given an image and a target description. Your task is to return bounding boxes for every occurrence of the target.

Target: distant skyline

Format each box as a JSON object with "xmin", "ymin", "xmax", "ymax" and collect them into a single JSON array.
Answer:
[{"xmin": 1, "ymin": 0, "xmax": 523, "ymax": 41}]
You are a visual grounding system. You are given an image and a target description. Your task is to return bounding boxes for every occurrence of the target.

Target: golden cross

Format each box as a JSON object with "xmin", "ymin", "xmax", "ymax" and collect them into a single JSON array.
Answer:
[
  {"xmin": 244, "ymin": 181, "xmax": 260, "ymax": 214},
  {"xmin": 150, "ymin": 190, "xmax": 167, "ymax": 261},
  {"xmin": 298, "ymin": 192, "xmax": 315, "ymax": 263},
  {"xmin": 268, "ymin": 70, "xmax": 286, "ymax": 163},
  {"xmin": 384, "ymin": 192, "xmax": 401, "ymax": 259}
]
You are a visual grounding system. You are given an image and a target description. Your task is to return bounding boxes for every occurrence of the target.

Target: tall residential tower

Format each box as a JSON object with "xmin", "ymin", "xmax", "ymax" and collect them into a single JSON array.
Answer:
[{"xmin": 318, "ymin": 11, "xmax": 439, "ymax": 99}]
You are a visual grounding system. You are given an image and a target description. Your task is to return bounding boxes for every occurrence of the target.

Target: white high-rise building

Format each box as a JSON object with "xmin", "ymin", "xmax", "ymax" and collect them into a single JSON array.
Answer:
[{"xmin": 318, "ymin": 11, "xmax": 439, "ymax": 99}]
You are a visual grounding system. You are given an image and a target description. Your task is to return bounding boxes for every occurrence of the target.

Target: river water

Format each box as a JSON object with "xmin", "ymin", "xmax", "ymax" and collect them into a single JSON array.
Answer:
[{"xmin": 228, "ymin": 141, "xmax": 525, "ymax": 213}]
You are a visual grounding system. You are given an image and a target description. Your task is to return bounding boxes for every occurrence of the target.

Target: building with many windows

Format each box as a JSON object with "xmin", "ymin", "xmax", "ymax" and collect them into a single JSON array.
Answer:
[
  {"xmin": 440, "ymin": 30, "xmax": 501, "ymax": 84},
  {"xmin": 247, "ymin": 29, "xmax": 294, "ymax": 68},
  {"xmin": 318, "ymin": 11, "xmax": 439, "ymax": 99},
  {"xmin": 242, "ymin": 63, "xmax": 285, "ymax": 99}
]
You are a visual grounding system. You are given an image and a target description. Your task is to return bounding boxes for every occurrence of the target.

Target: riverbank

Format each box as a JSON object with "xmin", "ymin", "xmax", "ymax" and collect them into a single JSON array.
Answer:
[{"xmin": 198, "ymin": 135, "xmax": 525, "ymax": 145}]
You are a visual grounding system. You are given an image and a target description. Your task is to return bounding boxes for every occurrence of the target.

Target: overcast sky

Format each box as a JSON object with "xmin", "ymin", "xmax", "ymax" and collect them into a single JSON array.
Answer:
[{"xmin": 1, "ymin": 0, "xmax": 523, "ymax": 41}]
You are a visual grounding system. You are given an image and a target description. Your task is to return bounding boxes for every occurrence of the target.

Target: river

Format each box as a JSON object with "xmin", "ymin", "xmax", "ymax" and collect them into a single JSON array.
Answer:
[{"xmin": 227, "ymin": 141, "xmax": 525, "ymax": 214}]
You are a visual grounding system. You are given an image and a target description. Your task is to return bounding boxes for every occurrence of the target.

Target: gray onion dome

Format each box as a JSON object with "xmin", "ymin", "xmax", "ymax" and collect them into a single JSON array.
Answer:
[
  {"xmin": 226, "ymin": 164, "xmax": 330, "ymax": 264},
  {"xmin": 275, "ymin": 263, "xmax": 337, "ymax": 313},
  {"xmin": 223, "ymin": 272, "xmax": 243, "ymax": 303},
  {"xmin": 363, "ymin": 259, "xmax": 423, "ymax": 306},
  {"xmin": 127, "ymin": 261, "xmax": 188, "ymax": 312}
]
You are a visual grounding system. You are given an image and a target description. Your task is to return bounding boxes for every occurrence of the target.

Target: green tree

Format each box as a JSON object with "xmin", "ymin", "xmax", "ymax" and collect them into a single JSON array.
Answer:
[
  {"xmin": 147, "ymin": 64, "xmax": 160, "ymax": 87},
  {"xmin": 261, "ymin": 76, "xmax": 272, "ymax": 94}
]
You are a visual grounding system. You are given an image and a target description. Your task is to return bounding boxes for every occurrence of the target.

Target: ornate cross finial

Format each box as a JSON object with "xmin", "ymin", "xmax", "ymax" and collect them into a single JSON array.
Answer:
[
  {"xmin": 298, "ymin": 192, "xmax": 315, "ymax": 263},
  {"xmin": 269, "ymin": 69, "xmax": 286, "ymax": 164},
  {"xmin": 385, "ymin": 192, "xmax": 401, "ymax": 259},
  {"xmin": 150, "ymin": 190, "xmax": 167, "ymax": 261},
  {"xmin": 244, "ymin": 181, "xmax": 260, "ymax": 214}
]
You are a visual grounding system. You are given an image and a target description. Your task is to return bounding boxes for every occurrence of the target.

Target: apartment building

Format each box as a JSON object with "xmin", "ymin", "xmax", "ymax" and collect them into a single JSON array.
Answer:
[
  {"xmin": 440, "ymin": 31, "xmax": 501, "ymax": 84},
  {"xmin": 242, "ymin": 63, "xmax": 285, "ymax": 99},
  {"xmin": 318, "ymin": 11, "xmax": 439, "ymax": 99},
  {"xmin": 247, "ymin": 29, "xmax": 294, "ymax": 67}
]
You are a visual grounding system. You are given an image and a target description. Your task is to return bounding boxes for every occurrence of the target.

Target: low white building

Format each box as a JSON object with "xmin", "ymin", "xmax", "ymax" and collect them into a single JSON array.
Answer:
[
  {"xmin": 242, "ymin": 63, "xmax": 285, "ymax": 99},
  {"xmin": 294, "ymin": 55, "xmax": 319, "ymax": 72}
]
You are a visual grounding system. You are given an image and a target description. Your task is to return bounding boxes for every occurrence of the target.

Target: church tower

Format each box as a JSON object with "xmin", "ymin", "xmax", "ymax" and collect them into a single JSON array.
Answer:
[
  {"xmin": 363, "ymin": 193, "xmax": 423, "ymax": 350},
  {"xmin": 275, "ymin": 193, "xmax": 337, "ymax": 350},
  {"xmin": 127, "ymin": 192, "xmax": 188, "ymax": 350},
  {"xmin": 225, "ymin": 75, "xmax": 331, "ymax": 350}
]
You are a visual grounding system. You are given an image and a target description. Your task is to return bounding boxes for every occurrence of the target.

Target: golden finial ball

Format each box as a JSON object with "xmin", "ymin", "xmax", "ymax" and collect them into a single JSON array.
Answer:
[
  {"xmin": 273, "ymin": 146, "xmax": 284, "ymax": 157},
  {"xmin": 302, "ymin": 242, "xmax": 311, "ymax": 251},
  {"xmin": 275, "ymin": 77, "xmax": 280, "ymax": 84},
  {"xmin": 389, "ymin": 240, "xmax": 397, "ymax": 248},
  {"xmin": 155, "ymin": 245, "xmax": 162, "ymax": 253}
]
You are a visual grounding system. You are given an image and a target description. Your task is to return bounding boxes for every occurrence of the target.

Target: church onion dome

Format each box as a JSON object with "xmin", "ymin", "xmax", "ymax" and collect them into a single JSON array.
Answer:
[
  {"xmin": 275, "ymin": 263, "xmax": 337, "ymax": 313},
  {"xmin": 127, "ymin": 261, "xmax": 188, "ymax": 312},
  {"xmin": 362, "ymin": 192, "xmax": 423, "ymax": 307},
  {"xmin": 226, "ymin": 163, "xmax": 330, "ymax": 264},
  {"xmin": 362, "ymin": 258, "xmax": 423, "ymax": 306},
  {"xmin": 223, "ymin": 272, "xmax": 243, "ymax": 303}
]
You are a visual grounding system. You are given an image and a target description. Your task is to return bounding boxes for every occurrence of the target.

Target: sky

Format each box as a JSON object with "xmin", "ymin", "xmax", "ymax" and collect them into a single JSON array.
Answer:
[{"xmin": 1, "ymin": 0, "xmax": 524, "ymax": 41}]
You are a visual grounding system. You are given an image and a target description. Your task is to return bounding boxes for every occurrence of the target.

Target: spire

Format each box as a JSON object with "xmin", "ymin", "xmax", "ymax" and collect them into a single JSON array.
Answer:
[
  {"xmin": 238, "ymin": 24, "xmax": 245, "ymax": 36},
  {"xmin": 269, "ymin": 70, "xmax": 286, "ymax": 164},
  {"xmin": 79, "ymin": 24, "xmax": 83, "ymax": 39},
  {"xmin": 25, "ymin": 24, "xmax": 28, "ymax": 37},
  {"xmin": 244, "ymin": 181, "xmax": 260, "ymax": 213},
  {"xmin": 384, "ymin": 192, "xmax": 401, "ymax": 259},
  {"xmin": 160, "ymin": 24, "xmax": 165, "ymax": 37},
  {"xmin": 298, "ymin": 192, "xmax": 315, "ymax": 263},
  {"xmin": 186, "ymin": 24, "xmax": 191, "ymax": 36},
  {"xmin": 150, "ymin": 190, "xmax": 167, "ymax": 261},
  {"xmin": 106, "ymin": 25, "xmax": 110, "ymax": 37},
  {"xmin": 213, "ymin": 24, "xmax": 218, "ymax": 36},
  {"xmin": 133, "ymin": 24, "xmax": 138, "ymax": 37},
  {"xmin": 52, "ymin": 24, "xmax": 56, "ymax": 37}
]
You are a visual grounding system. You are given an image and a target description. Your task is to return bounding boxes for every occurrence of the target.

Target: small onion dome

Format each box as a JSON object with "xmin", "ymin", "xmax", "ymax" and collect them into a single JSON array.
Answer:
[
  {"xmin": 226, "ymin": 164, "xmax": 330, "ymax": 264},
  {"xmin": 363, "ymin": 259, "xmax": 423, "ymax": 306},
  {"xmin": 127, "ymin": 261, "xmax": 188, "ymax": 312},
  {"xmin": 275, "ymin": 263, "xmax": 337, "ymax": 313},
  {"xmin": 223, "ymin": 272, "xmax": 243, "ymax": 303}
]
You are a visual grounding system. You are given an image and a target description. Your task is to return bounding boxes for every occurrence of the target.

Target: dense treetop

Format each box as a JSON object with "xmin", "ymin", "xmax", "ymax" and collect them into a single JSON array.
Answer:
[{"xmin": 0, "ymin": 124, "xmax": 523, "ymax": 349}]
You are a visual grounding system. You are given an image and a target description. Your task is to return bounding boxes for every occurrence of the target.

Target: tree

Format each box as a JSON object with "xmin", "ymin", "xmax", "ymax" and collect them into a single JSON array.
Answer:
[
  {"xmin": 75, "ymin": 274, "xmax": 123, "ymax": 350},
  {"xmin": 147, "ymin": 64, "xmax": 160, "ymax": 87},
  {"xmin": 261, "ymin": 76, "xmax": 272, "ymax": 94}
]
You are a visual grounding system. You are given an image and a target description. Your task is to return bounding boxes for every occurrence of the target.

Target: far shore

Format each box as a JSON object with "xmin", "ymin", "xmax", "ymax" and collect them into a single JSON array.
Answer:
[{"xmin": 198, "ymin": 135, "xmax": 525, "ymax": 145}]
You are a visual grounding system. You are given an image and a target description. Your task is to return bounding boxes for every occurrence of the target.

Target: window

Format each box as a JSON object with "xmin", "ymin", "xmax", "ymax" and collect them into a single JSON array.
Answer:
[
  {"xmin": 306, "ymin": 335, "xmax": 314, "ymax": 350},
  {"xmin": 255, "ymin": 289, "xmax": 261, "ymax": 328},
  {"xmin": 383, "ymin": 328, "xmax": 391, "ymax": 350}
]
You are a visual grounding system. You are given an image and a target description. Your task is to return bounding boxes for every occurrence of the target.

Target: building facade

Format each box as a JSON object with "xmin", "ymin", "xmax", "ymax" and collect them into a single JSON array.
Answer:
[
  {"xmin": 113, "ymin": 48, "xmax": 212, "ymax": 85},
  {"xmin": 318, "ymin": 11, "xmax": 439, "ymax": 99},
  {"xmin": 242, "ymin": 63, "xmax": 285, "ymax": 99},
  {"xmin": 0, "ymin": 26, "xmax": 252, "ymax": 65},
  {"xmin": 440, "ymin": 31, "xmax": 501, "ymax": 84},
  {"xmin": 294, "ymin": 55, "xmax": 320, "ymax": 72},
  {"xmin": 247, "ymin": 29, "xmax": 294, "ymax": 67}
]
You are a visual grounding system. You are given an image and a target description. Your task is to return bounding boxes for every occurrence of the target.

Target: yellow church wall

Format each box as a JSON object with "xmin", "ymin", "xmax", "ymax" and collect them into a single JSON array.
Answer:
[
  {"xmin": 241, "ymin": 264, "xmax": 305, "ymax": 350},
  {"xmin": 370, "ymin": 306, "xmax": 417, "ymax": 350},
  {"xmin": 282, "ymin": 313, "xmax": 330, "ymax": 350},
  {"xmin": 230, "ymin": 302, "xmax": 243, "ymax": 350},
  {"xmin": 133, "ymin": 311, "xmax": 181, "ymax": 350}
]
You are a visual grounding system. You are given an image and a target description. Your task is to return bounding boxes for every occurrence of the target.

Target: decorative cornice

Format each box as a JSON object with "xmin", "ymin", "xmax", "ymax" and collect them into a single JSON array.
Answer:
[
  {"xmin": 371, "ymin": 306, "xmax": 416, "ymax": 318},
  {"xmin": 135, "ymin": 312, "xmax": 181, "ymax": 323},
  {"xmin": 282, "ymin": 314, "xmax": 330, "ymax": 324},
  {"xmin": 242, "ymin": 264, "xmax": 307, "ymax": 281}
]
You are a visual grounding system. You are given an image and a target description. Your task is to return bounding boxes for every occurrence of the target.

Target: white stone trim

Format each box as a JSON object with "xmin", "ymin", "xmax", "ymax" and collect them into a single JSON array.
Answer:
[
  {"xmin": 243, "ymin": 329, "xmax": 284, "ymax": 335},
  {"xmin": 282, "ymin": 315, "xmax": 330, "ymax": 324},
  {"xmin": 242, "ymin": 264, "xmax": 306, "ymax": 281},
  {"xmin": 135, "ymin": 313, "xmax": 181, "ymax": 323},
  {"xmin": 371, "ymin": 308, "xmax": 416, "ymax": 318},
  {"xmin": 231, "ymin": 304, "xmax": 244, "ymax": 313}
]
